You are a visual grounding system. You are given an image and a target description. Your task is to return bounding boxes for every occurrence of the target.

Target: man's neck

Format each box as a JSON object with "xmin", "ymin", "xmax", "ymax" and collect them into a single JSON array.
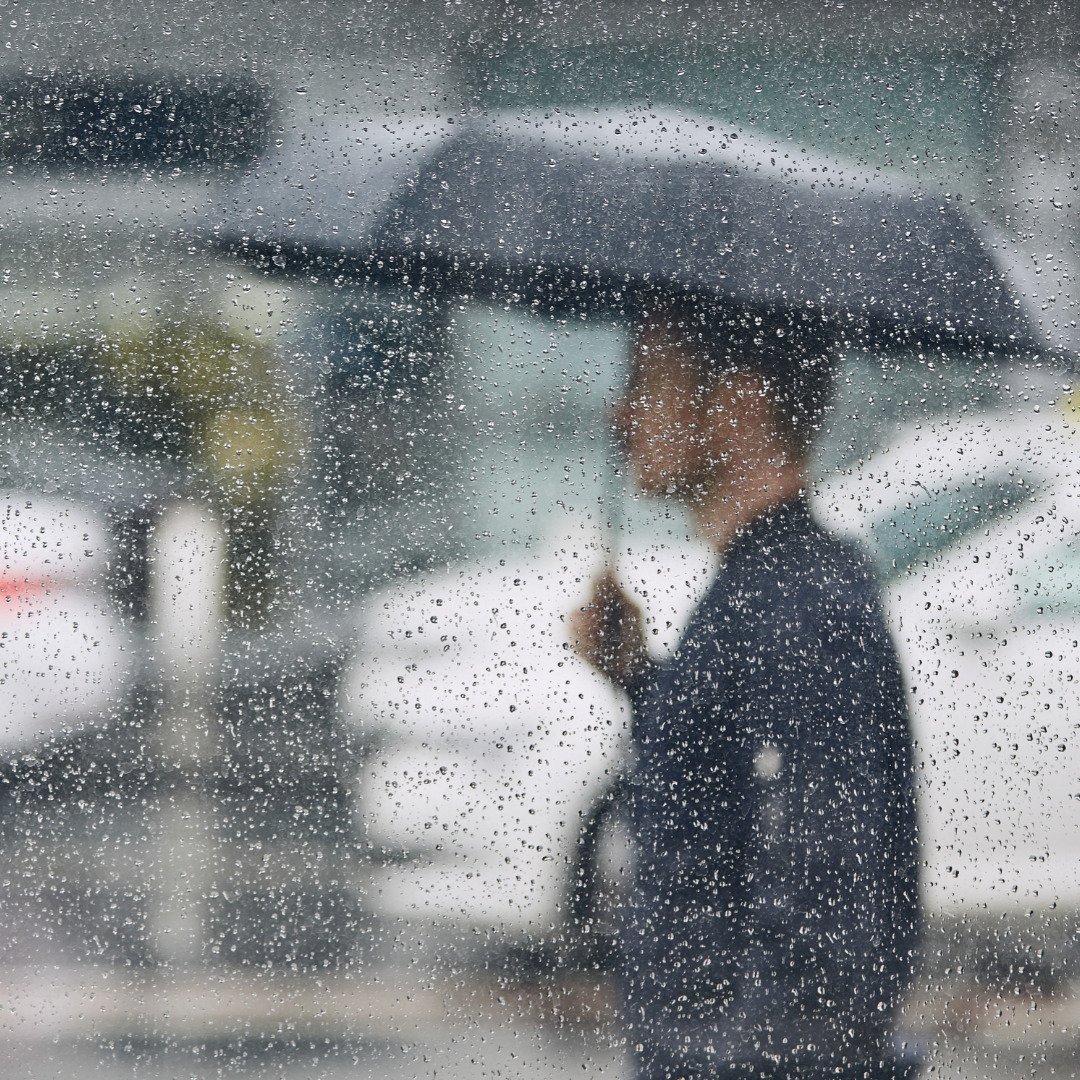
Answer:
[{"xmin": 686, "ymin": 460, "xmax": 807, "ymax": 554}]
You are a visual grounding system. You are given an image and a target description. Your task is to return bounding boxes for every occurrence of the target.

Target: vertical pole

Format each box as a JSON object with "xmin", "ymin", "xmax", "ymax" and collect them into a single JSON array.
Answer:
[{"xmin": 147, "ymin": 502, "xmax": 227, "ymax": 968}]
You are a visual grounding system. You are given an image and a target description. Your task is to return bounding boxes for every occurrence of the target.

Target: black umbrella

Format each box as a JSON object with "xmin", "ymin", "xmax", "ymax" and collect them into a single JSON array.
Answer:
[{"xmin": 200, "ymin": 108, "xmax": 1050, "ymax": 356}]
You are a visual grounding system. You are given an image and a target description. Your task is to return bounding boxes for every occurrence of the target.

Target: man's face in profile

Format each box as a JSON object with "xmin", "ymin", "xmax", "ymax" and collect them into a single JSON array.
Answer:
[{"xmin": 616, "ymin": 323, "xmax": 763, "ymax": 499}]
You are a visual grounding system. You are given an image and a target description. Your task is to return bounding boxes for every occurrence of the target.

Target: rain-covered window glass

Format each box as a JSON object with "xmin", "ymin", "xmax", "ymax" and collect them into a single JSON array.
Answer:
[{"xmin": 1, "ymin": 7, "xmax": 1078, "ymax": 1080}]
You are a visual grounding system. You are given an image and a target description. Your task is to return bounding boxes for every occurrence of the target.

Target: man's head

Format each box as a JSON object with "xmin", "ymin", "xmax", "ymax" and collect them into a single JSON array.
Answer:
[{"xmin": 615, "ymin": 303, "xmax": 837, "ymax": 500}]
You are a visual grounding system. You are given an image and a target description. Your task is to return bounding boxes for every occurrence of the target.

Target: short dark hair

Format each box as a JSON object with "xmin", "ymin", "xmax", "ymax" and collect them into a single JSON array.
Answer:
[{"xmin": 644, "ymin": 300, "xmax": 838, "ymax": 457}]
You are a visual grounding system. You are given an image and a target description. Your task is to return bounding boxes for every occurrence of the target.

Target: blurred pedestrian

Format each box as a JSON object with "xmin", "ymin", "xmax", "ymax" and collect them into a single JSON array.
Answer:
[{"xmin": 571, "ymin": 303, "xmax": 920, "ymax": 1080}]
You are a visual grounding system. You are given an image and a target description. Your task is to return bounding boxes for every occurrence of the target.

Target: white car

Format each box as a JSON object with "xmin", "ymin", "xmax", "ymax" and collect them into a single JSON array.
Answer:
[
  {"xmin": 342, "ymin": 404, "xmax": 1080, "ymax": 941},
  {"xmin": 0, "ymin": 494, "xmax": 132, "ymax": 753},
  {"xmin": 817, "ymin": 405, "xmax": 1080, "ymax": 918},
  {"xmin": 342, "ymin": 529, "xmax": 714, "ymax": 939}
]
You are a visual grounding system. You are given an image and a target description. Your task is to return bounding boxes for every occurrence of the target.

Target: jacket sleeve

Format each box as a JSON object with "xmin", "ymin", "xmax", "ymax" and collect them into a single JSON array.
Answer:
[
  {"xmin": 623, "ymin": 657, "xmax": 661, "ymax": 717},
  {"xmin": 720, "ymin": 597, "xmax": 918, "ymax": 1069}
]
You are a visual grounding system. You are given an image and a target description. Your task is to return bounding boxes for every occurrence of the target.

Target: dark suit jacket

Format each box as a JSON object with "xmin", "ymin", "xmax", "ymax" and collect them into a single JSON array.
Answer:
[{"xmin": 622, "ymin": 497, "xmax": 920, "ymax": 1080}]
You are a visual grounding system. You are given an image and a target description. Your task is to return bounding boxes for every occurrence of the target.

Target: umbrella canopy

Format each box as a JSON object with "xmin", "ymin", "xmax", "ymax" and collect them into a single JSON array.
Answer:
[{"xmin": 200, "ymin": 108, "xmax": 1049, "ymax": 356}]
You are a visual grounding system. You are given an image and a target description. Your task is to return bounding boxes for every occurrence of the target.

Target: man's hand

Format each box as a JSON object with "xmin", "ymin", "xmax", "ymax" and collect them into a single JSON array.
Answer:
[{"xmin": 568, "ymin": 570, "xmax": 649, "ymax": 690}]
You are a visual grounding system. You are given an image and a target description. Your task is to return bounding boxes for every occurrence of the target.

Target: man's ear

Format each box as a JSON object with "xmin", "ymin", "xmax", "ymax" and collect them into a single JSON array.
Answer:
[
  {"xmin": 727, "ymin": 367, "xmax": 770, "ymax": 400},
  {"xmin": 715, "ymin": 367, "xmax": 790, "ymax": 445},
  {"xmin": 709, "ymin": 369, "xmax": 770, "ymax": 423}
]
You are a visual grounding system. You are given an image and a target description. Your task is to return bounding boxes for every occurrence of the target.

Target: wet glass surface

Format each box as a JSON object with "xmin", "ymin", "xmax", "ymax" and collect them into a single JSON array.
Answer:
[{"xmin": 0, "ymin": 5, "xmax": 1078, "ymax": 1079}]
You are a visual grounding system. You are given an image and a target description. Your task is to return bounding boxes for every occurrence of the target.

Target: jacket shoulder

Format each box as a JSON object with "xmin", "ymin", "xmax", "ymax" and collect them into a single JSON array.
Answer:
[{"xmin": 740, "ymin": 519, "xmax": 882, "ymax": 612}]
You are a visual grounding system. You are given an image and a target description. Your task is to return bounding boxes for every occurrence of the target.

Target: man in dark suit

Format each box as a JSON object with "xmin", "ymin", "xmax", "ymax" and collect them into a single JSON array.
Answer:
[{"xmin": 571, "ymin": 304, "xmax": 921, "ymax": 1080}]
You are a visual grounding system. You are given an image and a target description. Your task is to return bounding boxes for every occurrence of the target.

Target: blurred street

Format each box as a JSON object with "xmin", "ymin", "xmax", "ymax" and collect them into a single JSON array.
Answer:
[
  {"xmin": 0, "ymin": 786, "xmax": 1076, "ymax": 1080},
  {"xmin": 0, "ymin": 968, "xmax": 627, "ymax": 1078},
  {"xmin": 0, "ymin": 791, "xmax": 1075, "ymax": 1080},
  {"xmin": 0, "ymin": 966, "xmax": 1078, "ymax": 1079}
]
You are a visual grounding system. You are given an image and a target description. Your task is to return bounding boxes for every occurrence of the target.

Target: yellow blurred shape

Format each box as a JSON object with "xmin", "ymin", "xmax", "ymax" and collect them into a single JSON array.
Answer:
[
  {"xmin": 199, "ymin": 406, "xmax": 300, "ymax": 504},
  {"xmin": 95, "ymin": 322, "xmax": 280, "ymax": 413},
  {"xmin": 1063, "ymin": 387, "xmax": 1080, "ymax": 424}
]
